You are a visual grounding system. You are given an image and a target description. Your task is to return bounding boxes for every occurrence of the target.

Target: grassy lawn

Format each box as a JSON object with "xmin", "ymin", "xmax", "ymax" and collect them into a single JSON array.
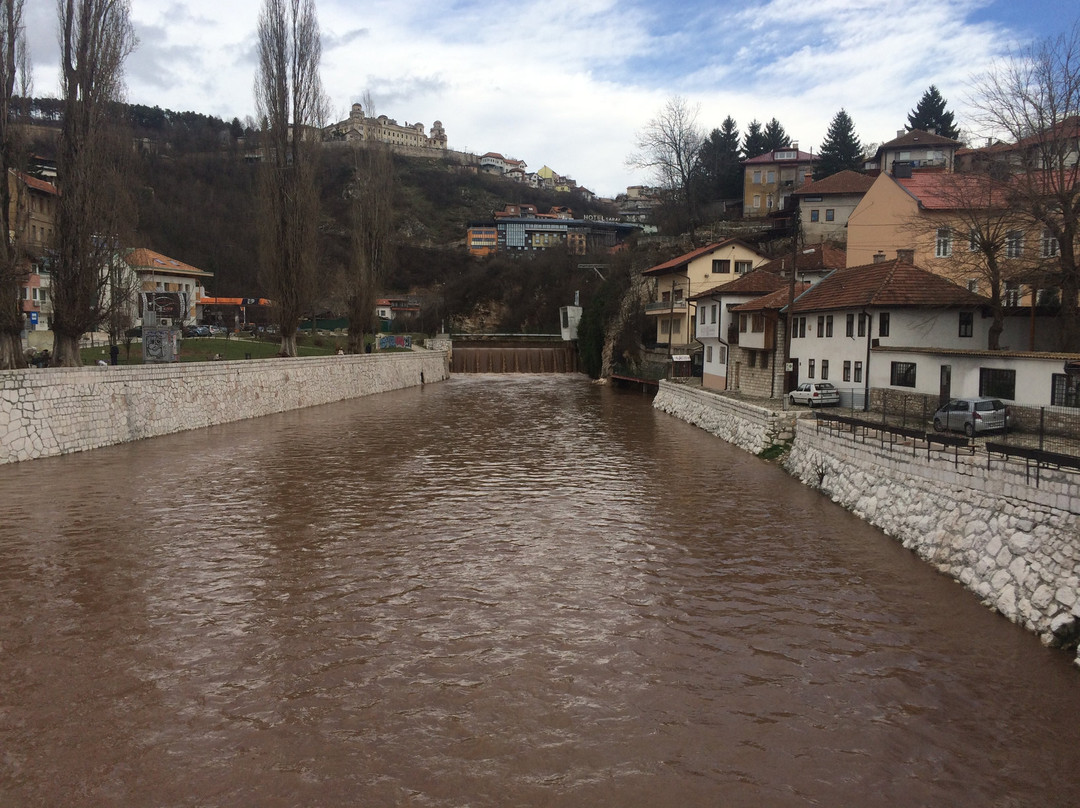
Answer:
[{"xmin": 81, "ymin": 334, "xmax": 346, "ymax": 365}]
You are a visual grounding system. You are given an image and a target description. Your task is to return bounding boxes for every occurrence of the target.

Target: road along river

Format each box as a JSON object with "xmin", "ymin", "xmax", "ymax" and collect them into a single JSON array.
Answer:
[{"xmin": 1, "ymin": 375, "xmax": 1078, "ymax": 807}]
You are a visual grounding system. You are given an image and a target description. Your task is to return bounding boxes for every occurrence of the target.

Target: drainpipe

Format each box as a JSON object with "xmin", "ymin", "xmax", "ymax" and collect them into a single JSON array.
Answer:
[{"xmin": 863, "ymin": 309, "xmax": 872, "ymax": 412}]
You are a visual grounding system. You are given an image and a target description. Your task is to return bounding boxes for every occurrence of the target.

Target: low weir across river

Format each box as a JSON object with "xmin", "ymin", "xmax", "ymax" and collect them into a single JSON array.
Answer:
[
  {"xmin": 1, "ymin": 375, "xmax": 1078, "ymax": 806},
  {"xmin": 450, "ymin": 336, "xmax": 579, "ymax": 373}
]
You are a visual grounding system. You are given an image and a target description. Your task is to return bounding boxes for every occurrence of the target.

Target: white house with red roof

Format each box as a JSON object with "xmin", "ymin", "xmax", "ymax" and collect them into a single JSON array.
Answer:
[{"xmin": 792, "ymin": 170, "xmax": 875, "ymax": 243}]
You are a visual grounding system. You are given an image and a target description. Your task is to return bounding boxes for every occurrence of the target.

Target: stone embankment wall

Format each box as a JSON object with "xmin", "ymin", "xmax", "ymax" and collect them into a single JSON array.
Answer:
[
  {"xmin": 1, "ymin": 351, "xmax": 448, "ymax": 464},
  {"xmin": 653, "ymin": 380, "xmax": 802, "ymax": 455},
  {"xmin": 786, "ymin": 421, "xmax": 1080, "ymax": 663}
]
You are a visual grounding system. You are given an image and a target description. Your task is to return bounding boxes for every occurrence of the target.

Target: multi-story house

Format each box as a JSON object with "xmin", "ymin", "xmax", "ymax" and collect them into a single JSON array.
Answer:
[
  {"xmin": 742, "ymin": 148, "xmax": 818, "ymax": 217},
  {"xmin": 792, "ymin": 170, "xmax": 874, "ymax": 243},
  {"xmin": 784, "ymin": 252, "xmax": 1032, "ymax": 406},
  {"xmin": 10, "ymin": 170, "xmax": 59, "ymax": 335},
  {"xmin": 466, "ymin": 211, "xmax": 638, "ymax": 257},
  {"xmin": 862, "ymin": 129, "xmax": 962, "ymax": 175},
  {"xmin": 123, "ymin": 248, "xmax": 214, "ymax": 326},
  {"xmin": 643, "ymin": 239, "xmax": 769, "ymax": 352}
]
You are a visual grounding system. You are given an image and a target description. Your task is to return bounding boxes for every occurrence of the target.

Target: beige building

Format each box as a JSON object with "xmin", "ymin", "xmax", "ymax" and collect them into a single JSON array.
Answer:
[
  {"xmin": 742, "ymin": 148, "xmax": 818, "ymax": 217},
  {"xmin": 123, "ymin": 248, "xmax": 214, "ymax": 324},
  {"xmin": 642, "ymin": 239, "xmax": 769, "ymax": 350},
  {"xmin": 792, "ymin": 170, "xmax": 874, "ymax": 243},
  {"xmin": 324, "ymin": 103, "xmax": 447, "ymax": 154}
]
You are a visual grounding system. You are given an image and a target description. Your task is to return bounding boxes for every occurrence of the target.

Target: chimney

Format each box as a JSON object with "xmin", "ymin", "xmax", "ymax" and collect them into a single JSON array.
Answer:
[
  {"xmin": 873, "ymin": 251, "xmax": 888, "ymax": 264},
  {"xmin": 897, "ymin": 129, "xmax": 905, "ymax": 139},
  {"xmin": 896, "ymin": 249, "xmax": 915, "ymax": 264}
]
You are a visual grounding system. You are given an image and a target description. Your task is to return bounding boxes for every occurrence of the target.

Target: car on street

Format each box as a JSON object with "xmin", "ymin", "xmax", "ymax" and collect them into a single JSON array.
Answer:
[
  {"xmin": 183, "ymin": 325, "xmax": 210, "ymax": 337},
  {"xmin": 789, "ymin": 382, "xmax": 841, "ymax": 407},
  {"xmin": 933, "ymin": 397, "xmax": 1010, "ymax": 436}
]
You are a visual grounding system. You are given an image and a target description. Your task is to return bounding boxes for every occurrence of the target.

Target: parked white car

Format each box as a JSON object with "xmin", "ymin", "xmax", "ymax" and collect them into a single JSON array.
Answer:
[{"xmin": 789, "ymin": 382, "xmax": 840, "ymax": 407}]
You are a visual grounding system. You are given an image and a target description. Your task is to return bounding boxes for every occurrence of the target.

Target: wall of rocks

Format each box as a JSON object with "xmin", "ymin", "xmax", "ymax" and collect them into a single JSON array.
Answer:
[
  {"xmin": 786, "ymin": 421, "xmax": 1080, "ymax": 665},
  {"xmin": 1, "ymin": 351, "xmax": 449, "ymax": 464},
  {"xmin": 653, "ymin": 380, "xmax": 802, "ymax": 455}
]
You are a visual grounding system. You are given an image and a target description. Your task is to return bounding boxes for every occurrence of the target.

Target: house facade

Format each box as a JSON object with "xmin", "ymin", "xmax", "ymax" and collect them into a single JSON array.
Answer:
[
  {"xmin": 742, "ymin": 148, "xmax": 818, "ymax": 217},
  {"xmin": 10, "ymin": 171, "xmax": 59, "ymax": 334},
  {"xmin": 792, "ymin": 170, "xmax": 874, "ymax": 243},
  {"xmin": 862, "ymin": 129, "xmax": 962, "ymax": 175},
  {"xmin": 323, "ymin": 103, "xmax": 447, "ymax": 155},
  {"xmin": 644, "ymin": 239, "xmax": 769, "ymax": 352},
  {"xmin": 123, "ymin": 248, "xmax": 214, "ymax": 325}
]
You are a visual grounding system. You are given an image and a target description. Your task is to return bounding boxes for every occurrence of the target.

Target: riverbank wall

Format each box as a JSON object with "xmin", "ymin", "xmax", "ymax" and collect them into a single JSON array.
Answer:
[
  {"xmin": 1, "ymin": 351, "xmax": 449, "ymax": 465},
  {"xmin": 653, "ymin": 380, "xmax": 801, "ymax": 455},
  {"xmin": 654, "ymin": 381, "xmax": 1080, "ymax": 665}
]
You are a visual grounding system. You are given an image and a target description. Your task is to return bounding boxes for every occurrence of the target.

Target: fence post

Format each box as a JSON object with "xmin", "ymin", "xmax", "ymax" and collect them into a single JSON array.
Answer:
[{"xmin": 1040, "ymin": 407, "xmax": 1045, "ymax": 451}]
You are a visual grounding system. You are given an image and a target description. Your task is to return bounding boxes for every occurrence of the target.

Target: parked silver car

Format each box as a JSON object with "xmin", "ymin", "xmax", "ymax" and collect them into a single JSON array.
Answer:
[
  {"xmin": 933, "ymin": 397, "xmax": 1010, "ymax": 436},
  {"xmin": 789, "ymin": 382, "xmax": 841, "ymax": 407}
]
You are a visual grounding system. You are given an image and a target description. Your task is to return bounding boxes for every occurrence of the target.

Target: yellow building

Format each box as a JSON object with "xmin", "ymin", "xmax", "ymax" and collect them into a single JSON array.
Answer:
[{"xmin": 742, "ymin": 148, "xmax": 818, "ymax": 217}]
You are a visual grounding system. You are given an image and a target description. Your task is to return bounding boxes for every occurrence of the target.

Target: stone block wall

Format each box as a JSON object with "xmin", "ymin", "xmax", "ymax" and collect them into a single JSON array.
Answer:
[
  {"xmin": 1, "ymin": 351, "xmax": 449, "ymax": 464},
  {"xmin": 653, "ymin": 381, "xmax": 802, "ymax": 455},
  {"xmin": 785, "ymin": 420, "xmax": 1080, "ymax": 661}
]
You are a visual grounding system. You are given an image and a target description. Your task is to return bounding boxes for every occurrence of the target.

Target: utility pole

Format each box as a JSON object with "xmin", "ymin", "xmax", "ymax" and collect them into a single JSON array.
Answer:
[{"xmin": 782, "ymin": 210, "xmax": 801, "ymax": 394}]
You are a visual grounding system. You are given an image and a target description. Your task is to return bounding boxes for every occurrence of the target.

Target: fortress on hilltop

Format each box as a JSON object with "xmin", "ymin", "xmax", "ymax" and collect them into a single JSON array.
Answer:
[{"xmin": 323, "ymin": 103, "xmax": 448, "ymax": 157}]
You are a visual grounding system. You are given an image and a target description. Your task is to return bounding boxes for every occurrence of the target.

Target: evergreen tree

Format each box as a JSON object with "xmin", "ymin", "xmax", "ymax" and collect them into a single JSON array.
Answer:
[
  {"xmin": 906, "ymin": 85, "xmax": 961, "ymax": 140},
  {"xmin": 742, "ymin": 119, "xmax": 766, "ymax": 158},
  {"xmin": 813, "ymin": 108, "xmax": 864, "ymax": 180},
  {"xmin": 762, "ymin": 117, "xmax": 792, "ymax": 152},
  {"xmin": 697, "ymin": 116, "xmax": 742, "ymax": 201}
]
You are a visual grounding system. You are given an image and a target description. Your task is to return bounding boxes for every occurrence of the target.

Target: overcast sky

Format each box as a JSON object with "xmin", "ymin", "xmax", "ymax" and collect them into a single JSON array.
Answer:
[{"xmin": 24, "ymin": 0, "xmax": 1076, "ymax": 197}]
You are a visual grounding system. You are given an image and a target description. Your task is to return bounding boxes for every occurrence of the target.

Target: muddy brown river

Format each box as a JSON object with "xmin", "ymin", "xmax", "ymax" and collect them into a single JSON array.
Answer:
[{"xmin": 1, "ymin": 375, "xmax": 1078, "ymax": 807}]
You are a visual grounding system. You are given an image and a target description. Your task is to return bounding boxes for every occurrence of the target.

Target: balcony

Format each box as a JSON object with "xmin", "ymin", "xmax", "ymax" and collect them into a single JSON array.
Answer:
[{"xmin": 646, "ymin": 299, "xmax": 687, "ymax": 313}]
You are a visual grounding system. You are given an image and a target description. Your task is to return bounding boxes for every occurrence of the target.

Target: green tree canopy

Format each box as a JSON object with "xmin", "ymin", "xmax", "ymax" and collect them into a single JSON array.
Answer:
[
  {"xmin": 813, "ymin": 108, "xmax": 864, "ymax": 180},
  {"xmin": 696, "ymin": 116, "xmax": 743, "ymax": 202},
  {"xmin": 906, "ymin": 85, "xmax": 961, "ymax": 140},
  {"xmin": 742, "ymin": 119, "xmax": 766, "ymax": 158},
  {"xmin": 762, "ymin": 117, "xmax": 792, "ymax": 152}
]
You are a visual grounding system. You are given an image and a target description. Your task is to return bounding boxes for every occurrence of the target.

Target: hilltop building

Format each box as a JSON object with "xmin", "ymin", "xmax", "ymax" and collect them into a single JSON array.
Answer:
[{"xmin": 323, "ymin": 103, "xmax": 447, "ymax": 156}]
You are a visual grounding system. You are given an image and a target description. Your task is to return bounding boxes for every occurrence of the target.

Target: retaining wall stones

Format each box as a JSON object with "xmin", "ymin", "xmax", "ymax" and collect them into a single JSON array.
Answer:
[
  {"xmin": 1, "ymin": 351, "xmax": 449, "ymax": 464},
  {"xmin": 786, "ymin": 421, "xmax": 1080, "ymax": 664},
  {"xmin": 653, "ymin": 380, "xmax": 802, "ymax": 455}
]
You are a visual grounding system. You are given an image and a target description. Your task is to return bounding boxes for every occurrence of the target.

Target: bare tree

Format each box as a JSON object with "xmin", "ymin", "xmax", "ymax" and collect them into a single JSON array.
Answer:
[
  {"xmin": 627, "ymin": 96, "xmax": 704, "ymax": 241},
  {"xmin": 51, "ymin": 0, "xmax": 136, "ymax": 366},
  {"xmin": 970, "ymin": 20, "xmax": 1080, "ymax": 349},
  {"xmin": 0, "ymin": 0, "xmax": 28, "ymax": 369},
  {"xmin": 345, "ymin": 142, "xmax": 394, "ymax": 353},
  {"xmin": 254, "ymin": 0, "xmax": 326, "ymax": 357}
]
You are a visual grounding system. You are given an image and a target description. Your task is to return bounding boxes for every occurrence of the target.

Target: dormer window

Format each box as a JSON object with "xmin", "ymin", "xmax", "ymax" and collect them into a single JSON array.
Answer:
[{"xmin": 775, "ymin": 150, "xmax": 797, "ymax": 160}]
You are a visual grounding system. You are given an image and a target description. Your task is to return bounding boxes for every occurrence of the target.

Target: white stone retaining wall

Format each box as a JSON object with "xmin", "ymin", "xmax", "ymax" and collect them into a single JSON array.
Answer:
[
  {"xmin": 653, "ymin": 380, "xmax": 803, "ymax": 455},
  {"xmin": 1, "ymin": 351, "xmax": 449, "ymax": 464},
  {"xmin": 785, "ymin": 421, "xmax": 1080, "ymax": 663}
]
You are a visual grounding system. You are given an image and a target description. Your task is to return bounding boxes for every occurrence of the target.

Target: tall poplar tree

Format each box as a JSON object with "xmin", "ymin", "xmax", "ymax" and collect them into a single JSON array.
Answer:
[
  {"xmin": 813, "ymin": 108, "xmax": 863, "ymax": 180},
  {"xmin": 255, "ymin": 0, "xmax": 327, "ymax": 357},
  {"xmin": 907, "ymin": 85, "xmax": 961, "ymax": 140},
  {"xmin": 0, "ymin": 0, "xmax": 28, "ymax": 368}
]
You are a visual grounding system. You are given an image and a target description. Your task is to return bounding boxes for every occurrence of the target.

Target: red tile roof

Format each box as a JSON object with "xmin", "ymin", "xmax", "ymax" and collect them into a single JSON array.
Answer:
[
  {"xmin": 690, "ymin": 268, "xmax": 784, "ymax": 300},
  {"xmin": 793, "ymin": 170, "xmax": 874, "ymax": 196},
  {"xmin": 15, "ymin": 171, "xmax": 58, "ymax": 196},
  {"xmin": 124, "ymin": 248, "xmax": 213, "ymax": 278},
  {"xmin": 731, "ymin": 282, "xmax": 812, "ymax": 312},
  {"xmin": 756, "ymin": 242, "xmax": 846, "ymax": 276},
  {"xmin": 895, "ymin": 172, "xmax": 1010, "ymax": 210},
  {"xmin": 879, "ymin": 128, "xmax": 962, "ymax": 149},
  {"xmin": 788, "ymin": 258, "xmax": 987, "ymax": 313},
  {"xmin": 641, "ymin": 239, "xmax": 760, "ymax": 276}
]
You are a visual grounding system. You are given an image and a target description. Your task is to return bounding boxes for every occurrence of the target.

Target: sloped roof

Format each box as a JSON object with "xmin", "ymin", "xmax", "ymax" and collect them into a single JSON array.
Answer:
[
  {"xmin": 787, "ymin": 258, "xmax": 987, "ymax": 313},
  {"xmin": 124, "ymin": 248, "xmax": 213, "ymax": 278},
  {"xmin": 756, "ymin": 242, "xmax": 846, "ymax": 276},
  {"xmin": 879, "ymin": 128, "xmax": 962, "ymax": 150},
  {"xmin": 793, "ymin": 170, "xmax": 874, "ymax": 196},
  {"xmin": 731, "ymin": 282, "xmax": 812, "ymax": 312},
  {"xmin": 14, "ymin": 171, "xmax": 58, "ymax": 196},
  {"xmin": 642, "ymin": 239, "xmax": 761, "ymax": 276},
  {"xmin": 690, "ymin": 268, "xmax": 784, "ymax": 300},
  {"xmin": 743, "ymin": 149, "xmax": 819, "ymax": 165},
  {"xmin": 894, "ymin": 172, "xmax": 1010, "ymax": 210}
]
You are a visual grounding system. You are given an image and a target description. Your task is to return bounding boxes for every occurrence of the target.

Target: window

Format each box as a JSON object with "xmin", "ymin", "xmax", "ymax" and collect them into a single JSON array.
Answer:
[
  {"xmin": 1004, "ymin": 281, "xmax": 1021, "ymax": 306},
  {"xmin": 808, "ymin": 359, "xmax": 815, "ymax": 378},
  {"xmin": 967, "ymin": 279, "xmax": 979, "ymax": 294},
  {"xmin": 846, "ymin": 313, "xmax": 854, "ymax": 337},
  {"xmin": 959, "ymin": 311, "xmax": 973, "ymax": 338},
  {"xmin": 700, "ymin": 307, "xmax": 706, "ymax": 325},
  {"xmin": 979, "ymin": 368, "xmax": 1015, "ymax": 400},
  {"xmin": 843, "ymin": 360, "xmax": 851, "ymax": 382},
  {"xmin": 879, "ymin": 312, "xmax": 890, "ymax": 337},
  {"xmin": 739, "ymin": 313, "xmax": 748, "ymax": 332},
  {"xmin": 821, "ymin": 359, "xmax": 829, "ymax": 380},
  {"xmin": 817, "ymin": 315, "xmax": 825, "ymax": 337},
  {"xmin": 890, "ymin": 361, "xmax": 917, "ymax": 388},
  {"xmin": 752, "ymin": 313, "xmax": 765, "ymax": 332},
  {"xmin": 717, "ymin": 345, "xmax": 728, "ymax": 364},
  {"xmin": 673, "ymin": 289, "xmax": 683, "ymax": 302},
  {"xmin": 1006, "ymin": 230, "xmax": 1024, "ymax": 258},
  {"xmin": 753, "ymin": 170, "xmax": 762, "ymax": 184},
  {"xmin": 661, "ymin": 319, "xmax": 670, "ymax": 335},
  {"xmin": 810, "ymin": 209, "xmax": 820, "ymax": 222},
  {"xmin": 748, "ymin": 351, "xmax": 756, "ymax": 368},
  {"xmin": 760, "ymin": 352, "xmax": 769, "ymax": 370},
  {"xmin": 1051, "ymin": 373, "xmax": 1079, "ymax": 407},
  {"xmin": 858, "ymin": 313, "xmax": 867, "ymax": 337},
  {"xmin": 766, "ymin": 194, "xmax": 774, "ymax": 210},
  {"xmin": 753, "ymin": 194, "xmax": 761, "ymax": 209},
  {"xmin": 825, "ymin": 209, "xmax": 835, "ymax": 222},
  {"xmin": 936, "ymin": 227, "xmax": 952, "ymax": 258},
  {"xmin": 711, "ymin": 304, "xmax": 717, "ymax": 324},
  {"xmin": 734, "ymin": 260, "xmax": 753, "ymax": 274},
  {"xmin": 1042, "ymin": 229, "xmax": 1060, "ymax": 257},
  {"xmin": 705, "ymin": 345, "xmax": 713, "ymax": 363},
  {"xmin": 766, "ymin": 170, "xmax": 775, "ymax": 183},
  {"xmin": 854, "ymin": 361, "xmax": 863, "ymax": 383},
  {"xmin": 672, "ymin": 319, "xmax": 681, "ymax": 334},
  {"xmin": 712, "ymin": 259, "xmax": 731, "ymax": 273},
  {"xmin": 825, "ymin": 315, "xmax": 833, "ymax": 337}
]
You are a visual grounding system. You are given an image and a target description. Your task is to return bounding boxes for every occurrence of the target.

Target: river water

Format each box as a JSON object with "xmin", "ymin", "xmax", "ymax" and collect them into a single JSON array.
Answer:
[{"xmin": 1, "ymin": 375, "xmax": 1078, "ymax": 807}]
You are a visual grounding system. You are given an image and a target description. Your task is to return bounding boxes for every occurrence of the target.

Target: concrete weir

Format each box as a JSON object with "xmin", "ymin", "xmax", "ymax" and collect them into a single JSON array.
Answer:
[{"xmin": 0, "ymin": 350, "xmax": 449, "ymax": 464}]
